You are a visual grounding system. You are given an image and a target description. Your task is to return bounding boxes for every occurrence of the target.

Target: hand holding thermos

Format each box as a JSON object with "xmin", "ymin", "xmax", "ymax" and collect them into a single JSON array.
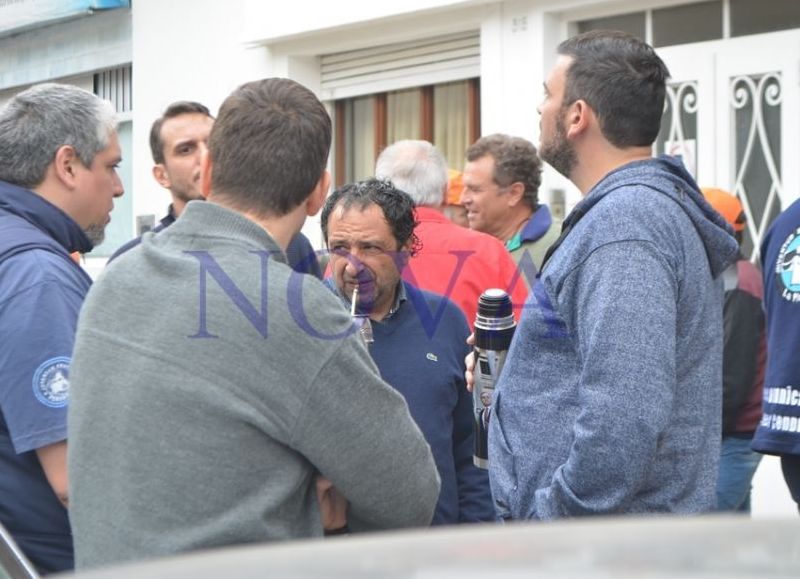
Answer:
[{"xmin": 471, "ymin": 289, "xmax": 516, "ymax": 469}]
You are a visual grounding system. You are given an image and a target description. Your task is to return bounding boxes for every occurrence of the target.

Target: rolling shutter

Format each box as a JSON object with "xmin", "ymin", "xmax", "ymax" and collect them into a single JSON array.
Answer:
[{"xmin": 321, "ymin": 30, "xmax": 479, "ymax": 100}]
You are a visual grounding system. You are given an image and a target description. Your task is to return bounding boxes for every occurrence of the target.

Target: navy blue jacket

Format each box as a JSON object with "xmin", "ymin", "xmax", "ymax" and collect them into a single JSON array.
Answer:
[
  {"xmin": 0, "ymin": 179, "xmax": 93, "ymax": 574},
  {"xmin": 753, "ymin": 197, "xmax": 800, "ymax": 456}
]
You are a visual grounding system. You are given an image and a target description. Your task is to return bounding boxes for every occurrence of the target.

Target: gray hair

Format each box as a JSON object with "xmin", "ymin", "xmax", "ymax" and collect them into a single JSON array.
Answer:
[
  {"xmin": 0, "ymin": 83, "xmax": 118, "ymax": 189},
  {"xmin": 375, "ymin": 140, "xmax": 448, "ymax": 207}
]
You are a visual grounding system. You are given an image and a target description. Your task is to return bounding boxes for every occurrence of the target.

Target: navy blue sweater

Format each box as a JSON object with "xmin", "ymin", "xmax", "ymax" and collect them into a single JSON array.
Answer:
[{"xmin": 330, "ymin": 280, "xmax": 494, "ymax": 524}]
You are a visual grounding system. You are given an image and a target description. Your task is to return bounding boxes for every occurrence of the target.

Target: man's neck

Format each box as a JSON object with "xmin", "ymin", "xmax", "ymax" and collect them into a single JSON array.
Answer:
[
  {"xmin": 32, "ymin": 178, "xmax": 72, "ymax": 222},
  {"xmin": 572, "ymin": 145, "xmax": 654, "ymax": 195},
  {"xmin": 367, "ymin": 282, "xmax": 402, "ymax": 322},
  {"xmin": 171, "ymin": 197, "xmax": 188, "ymax": 217},
  {"xmin": 496, "ymin": 207, "xmax": 534, "ymax": 243},
  {"xmin": 207, "ymin": 195, "xmax": 305, "ymax": 252}
]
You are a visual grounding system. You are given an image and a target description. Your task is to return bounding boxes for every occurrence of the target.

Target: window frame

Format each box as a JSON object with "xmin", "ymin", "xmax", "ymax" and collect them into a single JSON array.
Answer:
[{"xmin": 333, "ymin": 78, "xmax": 481, "ymax": 187}]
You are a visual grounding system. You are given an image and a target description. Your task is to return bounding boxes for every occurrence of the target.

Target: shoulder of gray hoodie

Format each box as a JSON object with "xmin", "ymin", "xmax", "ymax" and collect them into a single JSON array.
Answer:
[{"xmin": 497, "ymin": 156, "xmax": 739, "ymax": 519}]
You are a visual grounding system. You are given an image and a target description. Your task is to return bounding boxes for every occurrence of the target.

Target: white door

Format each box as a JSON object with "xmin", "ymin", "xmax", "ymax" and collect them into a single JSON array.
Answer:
[
  {"xmin": 658, "ymin": 30, "xmax": 799, "ymax": 518},
  {"xmin": 657, "ymin": 29, "xmax": 800, "ymax": 261}
]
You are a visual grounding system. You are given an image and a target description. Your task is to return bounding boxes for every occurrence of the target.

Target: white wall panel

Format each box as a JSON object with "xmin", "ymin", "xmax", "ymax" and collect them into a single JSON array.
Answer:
[{"xmin": 0, "ymin": 9, "xmax": 130, "ymax": 91}]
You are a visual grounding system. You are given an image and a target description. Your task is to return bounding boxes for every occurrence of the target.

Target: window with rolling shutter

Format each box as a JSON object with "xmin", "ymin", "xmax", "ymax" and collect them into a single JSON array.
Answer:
[
  {"xmin": 321, "ymin": 31, "xmax": 479, "ymax": 101},
  {"xmin": 324, "ymin": 31, "xmax": 481, "ymax": 186}
]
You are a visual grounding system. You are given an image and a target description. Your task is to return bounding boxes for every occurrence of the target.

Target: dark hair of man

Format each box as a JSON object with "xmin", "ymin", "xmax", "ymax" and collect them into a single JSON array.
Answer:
[
  {"xmin": 208, "ymin": 78, "xmax": 331, "ymax": 217},
  {"xmin": 149, "ymin": 101, "xmax": 212, "ymax": 164},
  {"xmin": 465, "ymin": 133, "xmax": 542, "ymax": 209},
  {"xmin": 557, "ymin": 30, "xmax": 670, "ymax": 148},
  {"xmin": 321, "ymin": 178, "xmax": 422, "ymax": 257}
]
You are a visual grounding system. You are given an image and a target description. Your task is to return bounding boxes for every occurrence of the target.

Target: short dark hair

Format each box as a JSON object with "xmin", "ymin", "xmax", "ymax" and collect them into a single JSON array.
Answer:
[
  {"xmin": 321, "ymin": 178, "xmax": 421, "ymax": 257},
  {"xmin": 557, "ymin": 30, "xmax": 670, "ymax": 148},
  {"xmin": 209, "ymin": 78, "xmax": 331, "ymax": 217},
  {"xmin": 465, "ymin": 134, "xmax": 542, "ymax": 209},
  {"xmin": 149, "ymin": 101, "xmax": 212, "ymax": 164}
]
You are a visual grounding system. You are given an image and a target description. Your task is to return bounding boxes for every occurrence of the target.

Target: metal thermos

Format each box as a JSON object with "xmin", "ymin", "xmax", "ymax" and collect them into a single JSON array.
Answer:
[{"xmin": 473, "ymin": 288, "xmax": 516, "ymax": 469}]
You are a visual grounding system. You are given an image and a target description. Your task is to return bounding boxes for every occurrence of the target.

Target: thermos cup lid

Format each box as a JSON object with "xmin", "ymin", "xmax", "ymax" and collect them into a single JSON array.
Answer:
[{"xmin": 475, "ymin": 288, "xmax": 515, "ymax": 331}]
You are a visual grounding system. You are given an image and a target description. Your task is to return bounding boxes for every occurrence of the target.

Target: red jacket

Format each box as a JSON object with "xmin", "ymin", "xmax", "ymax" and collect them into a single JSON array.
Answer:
[{"xmin": 403, "ymin": 207, "xmax": 529, "ymax": 328}]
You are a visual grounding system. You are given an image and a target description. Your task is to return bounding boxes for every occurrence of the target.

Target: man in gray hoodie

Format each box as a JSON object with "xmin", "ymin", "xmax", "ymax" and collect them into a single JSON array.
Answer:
[
  {"xmin": 488, "ymin": 31, "xmax": 739, "ymax": 519},
  {"xmin": 68, "ymin": 78, "xmax": 440, "ymax": 568}
]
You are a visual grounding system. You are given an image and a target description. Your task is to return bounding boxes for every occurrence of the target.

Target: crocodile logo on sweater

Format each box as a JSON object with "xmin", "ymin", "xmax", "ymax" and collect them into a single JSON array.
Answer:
[
  {"xmin": 776, "ymin": 228, "xmax": 800, "ymax": 303},
  {"xmin": 32, "ymin": 357, "xmax": 71, "ymax": 408}
]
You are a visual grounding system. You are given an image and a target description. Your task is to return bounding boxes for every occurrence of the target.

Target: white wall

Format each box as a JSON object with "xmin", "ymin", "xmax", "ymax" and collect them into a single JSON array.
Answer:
[
  {"xmin": 243, "ymin": 0, "xmax": 484, "ymax": 45},
  {"xmin": 0, "ymin": 8, "xmax": 131, "ymax": 92},
  {"xmin": 752, "ymin": 456, "xmax": 796, "ymax": 518}
]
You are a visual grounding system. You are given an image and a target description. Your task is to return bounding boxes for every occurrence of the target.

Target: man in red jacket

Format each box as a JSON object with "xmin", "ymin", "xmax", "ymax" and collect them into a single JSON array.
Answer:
[{"xmin": 375, "ymin": 140, "xmax": 528, "ymax": 326}]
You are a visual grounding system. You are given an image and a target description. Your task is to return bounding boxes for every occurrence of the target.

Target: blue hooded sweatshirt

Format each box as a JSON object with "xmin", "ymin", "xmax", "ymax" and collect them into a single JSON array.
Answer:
[{"xmin": 489, "ymin": 156, "xmax": 739, "ymax": 520}]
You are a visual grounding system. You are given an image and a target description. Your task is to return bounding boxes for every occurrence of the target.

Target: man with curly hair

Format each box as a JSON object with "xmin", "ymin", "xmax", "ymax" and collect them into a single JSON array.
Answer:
[
  {"xmin": 461, "ymin": 133, "xmax": 559, "ymax": 288},
  {"xmin": 322, "ymin": 178, "xmax": 494, "ymax": 525}
]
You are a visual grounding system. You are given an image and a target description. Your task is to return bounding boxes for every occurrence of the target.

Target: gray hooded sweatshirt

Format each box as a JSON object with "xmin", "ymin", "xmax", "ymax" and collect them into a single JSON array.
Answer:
[{"xmin": 489, "ymin": 156, "xmax": 739, "ymax": 520}]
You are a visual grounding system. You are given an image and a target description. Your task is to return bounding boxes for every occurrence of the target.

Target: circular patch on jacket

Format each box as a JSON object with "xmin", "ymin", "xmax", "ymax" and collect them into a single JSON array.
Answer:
[
  {"xmin": 777, "ymin": 228, "xmax": 800, "ymax": 302},
  {"xmin": 32, "ymin": 357, "xmax": 71, "ymax": 408}
]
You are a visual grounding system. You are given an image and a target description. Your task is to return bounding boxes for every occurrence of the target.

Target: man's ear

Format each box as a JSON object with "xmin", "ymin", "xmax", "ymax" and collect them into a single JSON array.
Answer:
[
  {"xmin": 566, "ymin": 99, "xmax": 591, "ymax": 139},
  {"xmin": 306, "ymin": 170, "xmax": 331, "ymax": 217},
  {"xmin": 152, "ymin": 164, "xmax": 171, "ymax": 190},
  {"xmin": 395, "ymin": 239, "xmax": 413, "ymax": 271},
  {"xmin": 200, "ymin": 149, "xmax": 212, "ymax": 199},
  {"xmin": 506, "ymin": 181, "xmax": 526, "ymax": 207},
  {"xmin": 53, "ymin": 145, "xmax": 79, "ymax": 189}
]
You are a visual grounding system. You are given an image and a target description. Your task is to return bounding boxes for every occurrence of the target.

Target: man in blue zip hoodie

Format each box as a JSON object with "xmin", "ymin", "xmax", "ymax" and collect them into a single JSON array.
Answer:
[
  {"xmin": 0, "ymin": 83, "xmax": 123, "ymax": 573},
  {"xmin": 488, "ymin": 31, "xmax": 739, "ymax": 520}
]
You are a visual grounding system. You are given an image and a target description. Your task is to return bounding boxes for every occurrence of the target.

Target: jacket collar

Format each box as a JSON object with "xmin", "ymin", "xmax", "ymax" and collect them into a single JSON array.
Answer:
[
  {"xmin": 506, "ymin": 204, "xmax": 552, "ymax": 251},
  {"xmin": 0, "ymin": 180, "xmax": 92, "ymax": 254},
  {"xmin": 414, "ymin": 206, "xmax": 448, "ymax": 224}
]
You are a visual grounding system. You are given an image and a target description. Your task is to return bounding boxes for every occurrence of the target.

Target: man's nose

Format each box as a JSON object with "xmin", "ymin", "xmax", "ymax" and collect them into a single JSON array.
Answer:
[
  {"xmin": 113, "ymin": 173, "xmax": 124, "ymax": 198},
  {"xmin": 459, "ymin": 187, "xmax": 469, "ymax": 206},
  {"xmin": 343, "ymin": 252, "xmax": 369, "ymax": 278}
]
